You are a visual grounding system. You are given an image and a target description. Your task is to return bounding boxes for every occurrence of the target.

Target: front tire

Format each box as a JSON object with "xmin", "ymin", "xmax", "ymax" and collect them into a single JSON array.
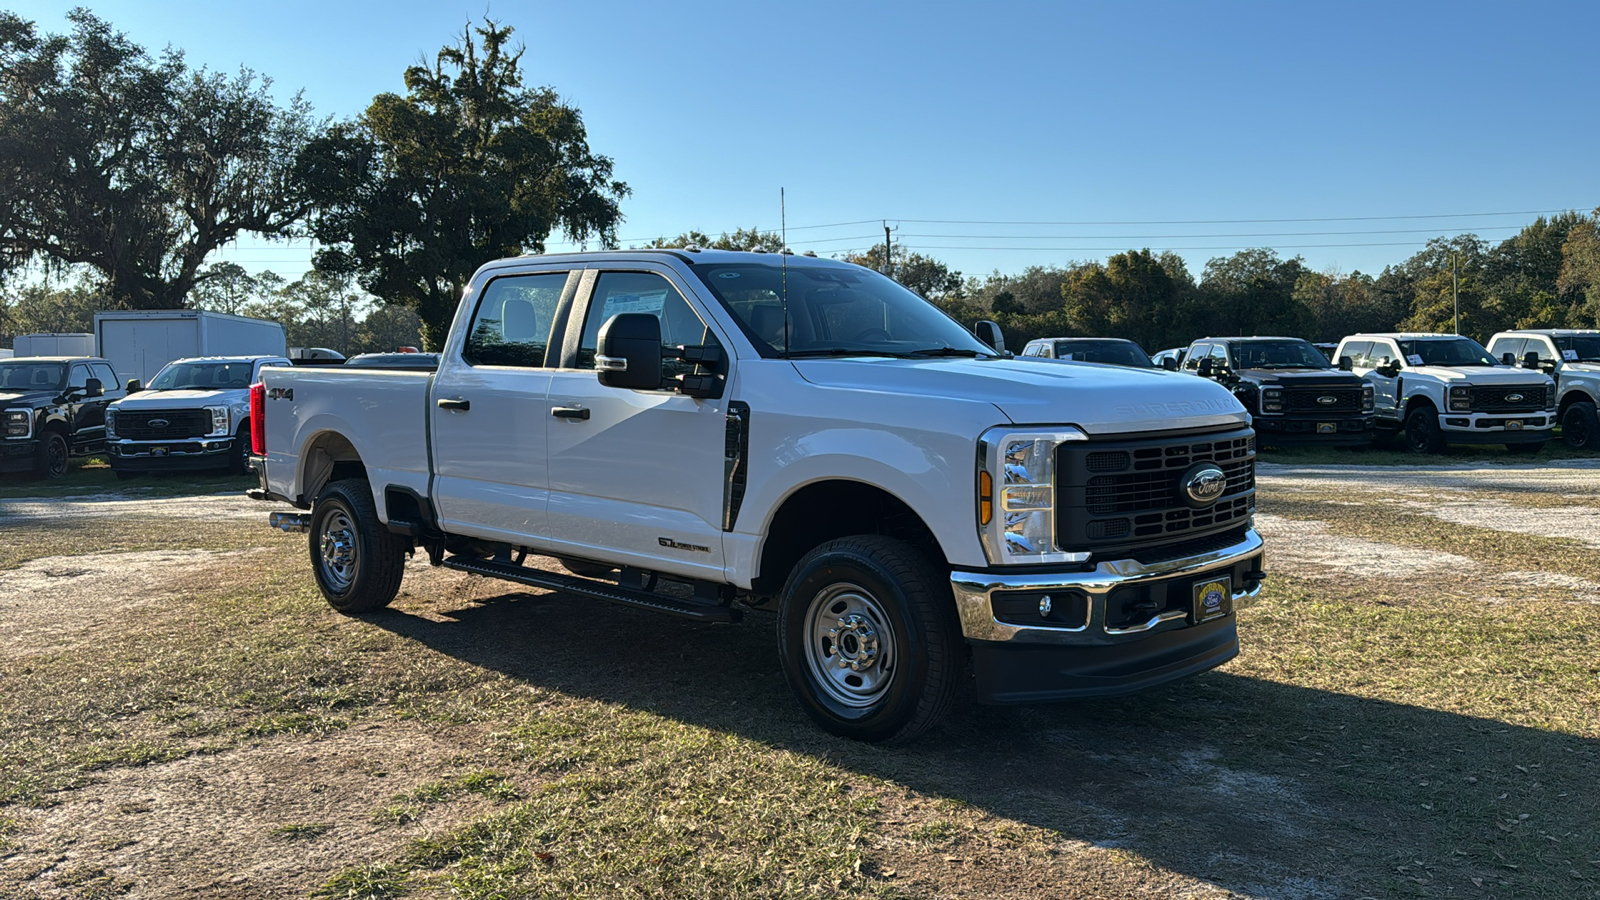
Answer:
[
  {"xmin": 777, "ymin": 536, "xmax": 963, "ymax": 743},
  {"xmin": 32, "ymin": 431, "xmax": 70, "ymax": 480},
  {"xmin": 1563, "ymin": 402, "xmax": 1599, "ymax": 450},
  {"xmin": 1405, "ymin": 407, "xmax": 1444, "ymax": 454},
  {"xmin": 228, "ymin": 424, "xmax": 251, "ymax": 475},
  {"xmin": 309, "ymin": 478, "xmax": 408, "ymax": 614}
]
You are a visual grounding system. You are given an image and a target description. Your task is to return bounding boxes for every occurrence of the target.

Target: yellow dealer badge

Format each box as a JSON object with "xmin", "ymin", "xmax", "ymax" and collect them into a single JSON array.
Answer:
[{"xmin": 1193, "ymin": 577, "xmax": 1232, "ymax": 623}]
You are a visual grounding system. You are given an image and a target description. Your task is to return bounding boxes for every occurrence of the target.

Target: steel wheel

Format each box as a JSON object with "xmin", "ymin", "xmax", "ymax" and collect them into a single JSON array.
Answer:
[
  {"xmin": 803, "ymin": 581, "xmax": 900, "ymax": 708},
  {"xmin": 316, "ymin": 508, "xmax": 360, "ymax": 593}
]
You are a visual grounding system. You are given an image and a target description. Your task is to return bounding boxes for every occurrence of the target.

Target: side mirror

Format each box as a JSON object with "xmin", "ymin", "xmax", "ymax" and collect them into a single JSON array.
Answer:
[
  {"xmin": 84, "ymin": 377, "xmax": 103, "ymax": 398},
  {"xmin": 1338, "ymin": 356, "xmax": 1354, "ymax": 371},
  {"xmin": 596, "ymin": 313, "xmax": 663, "ymax": 390},
  {"xmin": 1522, "ymin": 351, "xmax": 1541, "ymax": 370},
  {"xmin": 1196, "ymin": 358, "xmax": 1215, "ymax": 377},
  {"xmin": 1161, "ymin": 357, "xmax": 1178, "ymax": 371},
  {"xmin": 1501, "ymin": 352, "xmax": 1515, "ymax": 366},
  {"xmin": 125, "ymin": 378, "xmax": 142, "ymax": 394},
  {"xmin": 973, "ymin": 320, "xmax": 1007, "ymax": 355}
]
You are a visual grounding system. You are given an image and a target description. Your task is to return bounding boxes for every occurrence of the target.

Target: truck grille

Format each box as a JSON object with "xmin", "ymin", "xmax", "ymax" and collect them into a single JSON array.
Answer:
[
  {"xmin": 1057, "ymin": 426, "xmax": 1256, "ymax": 556},
  {"xmin": 1283, "ymin": 385, "xmax": 1363, "ymax": 414},
  {"xmin": 1471, "ymin": 385, "xmax": 1546, "ymax": 414},
  {"xmin": 113, "ymin": 409, "xmax": 211, "ymax": 440}
]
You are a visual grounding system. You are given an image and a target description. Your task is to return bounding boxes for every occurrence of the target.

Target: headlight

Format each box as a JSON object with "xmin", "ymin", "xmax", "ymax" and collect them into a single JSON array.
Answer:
[
  {"xmin": 205, "ymin": 406, "xmax": 231, "ymax": 437},
  {"xmin": 1547, "ymin": 383, "xmax": 1557, "ymax": 411},
  {"xmin": 1447, "ymin": 386, "xmax": 1472, "ymax": 412},
  {"xmin": 1258, "ymin": 386, "xmax": 1283, "ymax": 415},
  {"xmin": 977, "ymin": 427, "xmax": 1089, "ymax": 565},
  {"xmin": 3, "ymin": 409, "xmax": 31, "ymax": 439},
  {"xmin": 105, "ymin": 410, "xmax": 118, "ymax": 438},
  {"xmin": 1361, "ymin": 384, "xmax": 1375, "ymax": 413}
]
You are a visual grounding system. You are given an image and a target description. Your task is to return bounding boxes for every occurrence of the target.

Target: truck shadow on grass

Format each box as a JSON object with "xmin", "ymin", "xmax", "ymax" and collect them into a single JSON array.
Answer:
[{"xmin": 370, "ymin": 588, "xmax": 1599, "ymax": 898}]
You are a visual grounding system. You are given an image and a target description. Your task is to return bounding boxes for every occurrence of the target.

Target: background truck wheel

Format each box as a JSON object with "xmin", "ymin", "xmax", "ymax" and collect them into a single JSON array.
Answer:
[
  {"xmin": 32, "ymin": 430, "xmax": 69, "ymax": 480},
  {"xmin": 1405, "ymin": 407, "xmax": 1444, "ymax": 454},
  {"xmin": 777, "ymin": 536, "xmax": 963, "ymax": 744},
  {"xmin": 309, "ymin": 478, "xmax": 408, "ymax": 614},
  {"xmin": 1563, "ymin": 402, "xmax": 1599, "ymax": 450},
  {"xmin": 229, "ymin": 424, "xmax": 251, "ymax": 475}
]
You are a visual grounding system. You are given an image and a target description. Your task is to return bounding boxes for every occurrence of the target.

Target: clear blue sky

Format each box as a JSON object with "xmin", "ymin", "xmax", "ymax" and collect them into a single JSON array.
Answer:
[{"xmin": 11, "ymin": 0, "xmax": 1599, "ymax": 283}]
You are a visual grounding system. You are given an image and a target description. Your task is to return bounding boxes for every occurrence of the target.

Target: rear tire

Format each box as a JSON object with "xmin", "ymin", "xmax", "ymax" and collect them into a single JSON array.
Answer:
[
  {"xmin": 228, "ymin": 424, "xmax": 251, "ymax": 475},
  {"xmin": 309, "ymin": 478, "xmax": 408, "ymax": 614},
  {"xmin": 777, "ymin": 536, "xmax": 963, "ymax": 743},
  {"xmin": 1405, "ymin": 407, "xmax": 1444, "ymax": 454},
  {"xmin": 1563, "ymin": 402, "xmax": 1599, "ymax": 450},
  {"xmin": 32, "ymin": 431, "xmax": 70, "ymax": 480}
]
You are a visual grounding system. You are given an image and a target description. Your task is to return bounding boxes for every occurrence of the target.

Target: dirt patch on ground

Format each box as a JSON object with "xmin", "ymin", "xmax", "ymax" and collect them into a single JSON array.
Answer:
[
  {"xmin": 0, "ymin": 492, "xmax": 264, "ymax": 525},
  {"xmin": 0, "ymin": 548, "xmax": 271, "ymax": 659},
  {"xmin": 1258, "ymin": 459, "xmax": 1600, "ymax": 497},
  {"xmin": 1255, "ymin": 513, "xmax": 1478, "ymax": 579},
  {"xmin": 2, "ymin": 721, "xmax": 492, "ymax": 899}
]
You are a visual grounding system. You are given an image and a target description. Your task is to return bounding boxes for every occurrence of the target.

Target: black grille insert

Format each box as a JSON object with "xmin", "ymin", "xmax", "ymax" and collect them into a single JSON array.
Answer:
[
  {"xmin": 1283, "ymin": 385, "xmax": 1363, "ymax": 414},
  {"xmin": 114, "ymin": 408, "xmax": 211, "ymax": 440},
  {"xmin": 1470, "ymin": 385, "xmax": 1546, "ymax": 414}
]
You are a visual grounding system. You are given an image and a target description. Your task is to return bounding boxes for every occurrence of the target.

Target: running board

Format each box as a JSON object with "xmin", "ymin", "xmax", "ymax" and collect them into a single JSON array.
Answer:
[{"xmin": 439, "ymin": 555, "xmax": 742, "ymax": 623}]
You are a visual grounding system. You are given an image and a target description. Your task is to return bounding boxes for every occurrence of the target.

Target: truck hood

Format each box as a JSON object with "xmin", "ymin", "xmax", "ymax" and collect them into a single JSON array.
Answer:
[
  {"xmin": 792, "ymin": 357, "xmax": 1248, "ymax": 434},
  {"xmin": 1559, "ymin": 361, "xmax": 1600, "ymax": 377},
  {"xmin": 112, "ymin": 388, "xmax": 248, "ymax": 410},
  {"xmin": 0, "ymin": 389, "xmax": 57, "ymax": 407},
  {"xmin": 1234, "ymin": 368, "xmax": 1366, "ymax": 387},
  {"xmin": 1400, "ymin": 366, "xmax": 1553, "ymax": 385}
]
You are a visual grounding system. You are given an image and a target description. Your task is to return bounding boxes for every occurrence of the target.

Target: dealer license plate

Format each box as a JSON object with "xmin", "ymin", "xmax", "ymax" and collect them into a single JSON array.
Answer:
[
  {"xmin": 1506, "ymin": 420, "xmax": 1523, "ymax": 431},
  {"xmin": 1317, "ymin": 422, "xmax": 1337, "ymax": 434},
  {"xmin": 1193, "ymin": 576, "xmax": 1232, "ymax": 624}
]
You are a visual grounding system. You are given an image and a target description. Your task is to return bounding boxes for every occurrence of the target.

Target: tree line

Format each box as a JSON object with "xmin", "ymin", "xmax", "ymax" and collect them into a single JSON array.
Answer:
[{"xmin": 2, "ymin": 11, "xmax": 1596, "ymax": 354}]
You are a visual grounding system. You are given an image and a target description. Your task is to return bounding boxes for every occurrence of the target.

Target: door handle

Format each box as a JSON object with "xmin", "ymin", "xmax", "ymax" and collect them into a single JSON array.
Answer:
[
  {"xmin": 551, "ymin": 406, "xmax": 590, "ymax": 420},
  {"xmin": 437, "ymin": 398, "xmax": 470, "ymax": 411}
]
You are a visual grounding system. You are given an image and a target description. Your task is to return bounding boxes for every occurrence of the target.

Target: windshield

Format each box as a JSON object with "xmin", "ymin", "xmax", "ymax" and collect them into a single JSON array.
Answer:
[
  {"xmin": 1556, "ymin": 335, "xmax": 1600, "ymax": 362},
  {"xmin": 0, "ymin": 362, "xmax": 65, "ymax": 391},
  {"xmin": 690, "ymin": 261, "xmax": 996, "ymax": 359},
  {"xmin": 148, "ymin": 360, "xmax": 256, "ymax": 391},
  {"xmin": 1231, "ymin": 339, "xmax": 1331, "ymax": 369},
  {"xmin": 1052, "ymin": 340, "xmax": 1154, "ymax": 367},
  {"xmin": 1397, "ymin": 337, "xmax": 1497, "ymax": 367}
]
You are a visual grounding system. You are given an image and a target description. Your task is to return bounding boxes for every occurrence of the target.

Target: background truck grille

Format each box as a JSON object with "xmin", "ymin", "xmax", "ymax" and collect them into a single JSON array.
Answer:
[
  {"xmin": 1471, "ymin": 385, "xmax": 1546, "ymax": 414},
  {"xmin": 1056, "ymin": 427, "xmax": 1256, "ymax": 556},
  {"xmin": 113, "ymin": 409, "xmax": 210, "ymax": 440},
  {"xmin": 1283, "ymin": 385, "xmax": 1363, "ymax": 414}
]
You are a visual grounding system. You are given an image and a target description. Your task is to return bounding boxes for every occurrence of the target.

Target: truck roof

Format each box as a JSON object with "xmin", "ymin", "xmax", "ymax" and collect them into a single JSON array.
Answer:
[
  {"xmin": 1493, "ymin": 328, "xmax": 1600, "ymax": 336},
  {"xmin": 1193, "ymin": 336, "xmax": 1307, "ymax": 342},
  {"xmin": 488, "ymin": 248, "xmax": 866, "ymax": 271},
  {"xmin": 1343, "ymin": 333, "xmax": 1460, "ymax": 340},
  {"xmin": 0, "ymin": 355, "xmax": 108, "ymax": 363}
]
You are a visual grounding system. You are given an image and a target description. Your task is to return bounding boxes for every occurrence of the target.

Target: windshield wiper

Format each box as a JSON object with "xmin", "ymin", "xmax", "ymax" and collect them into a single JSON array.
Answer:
[
  {"xmin": 782, "ymin": 348, "xmax": 908, "ymax": 359},
  {"xmin": 903, "ymin": 346, "xmax": 987, "ymax": 358}
]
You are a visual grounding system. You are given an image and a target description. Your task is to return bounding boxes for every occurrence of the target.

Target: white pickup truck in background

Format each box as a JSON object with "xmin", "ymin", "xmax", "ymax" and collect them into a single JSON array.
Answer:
[
  {"xmin": 1484, "ymin": 329, "xmax": 1600, "ymax": 450},
  {"xmin": 249, "ymin": 249, "xmax": 1265, "ymax": 742}
]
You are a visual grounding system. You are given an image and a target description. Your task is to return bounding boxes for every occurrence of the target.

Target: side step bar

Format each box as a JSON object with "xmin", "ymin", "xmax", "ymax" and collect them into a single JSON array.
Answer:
[{"xmin": 439, "ymin": 555, "xmax": 742, "ymax": 624}]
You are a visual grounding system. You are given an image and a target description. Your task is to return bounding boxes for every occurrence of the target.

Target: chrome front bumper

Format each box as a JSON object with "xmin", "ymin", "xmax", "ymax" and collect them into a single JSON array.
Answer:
[{"xmin": 951, "ymin": 528, "xmax": 1265, "ymax": 645}]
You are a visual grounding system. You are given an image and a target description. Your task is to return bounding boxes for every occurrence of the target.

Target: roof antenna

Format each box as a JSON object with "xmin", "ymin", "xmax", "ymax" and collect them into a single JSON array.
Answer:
[{"xmin": 781, "ymin": 187, "xmax": 789, "ymax": 356}]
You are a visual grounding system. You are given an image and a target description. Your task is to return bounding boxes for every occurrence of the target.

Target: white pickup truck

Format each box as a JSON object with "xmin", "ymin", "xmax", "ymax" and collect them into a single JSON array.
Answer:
[
  {"xmin": 249, "ymin": 249, "xmax": 1265, "ymax": 742},
  {"xmin": 1484, "ymin": 329, "xmax": 1600, "ymax": 450}
]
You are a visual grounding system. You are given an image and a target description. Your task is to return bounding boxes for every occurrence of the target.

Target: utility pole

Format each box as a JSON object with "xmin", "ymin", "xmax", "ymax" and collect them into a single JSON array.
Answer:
[
  {"xmin": 883, "ymin": 221, "xmax": 893, "ymax": 279},
  {"xmin": 1452, "ymin": 253, "xmax": 1460, "ymax": 335}
]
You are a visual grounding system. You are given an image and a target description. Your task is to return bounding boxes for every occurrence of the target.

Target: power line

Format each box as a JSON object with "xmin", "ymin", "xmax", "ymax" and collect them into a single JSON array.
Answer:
[
  {"xmin": 903, "ymin": 239, "xmax": 1476, "ymax": 251},
  {"xmin": 895, "ymin": 226, "xmax": 1523, "ymax": 240},
  {"xmin": 891, "ymin": 207, "xmax": 1585, "ymax": 226}
]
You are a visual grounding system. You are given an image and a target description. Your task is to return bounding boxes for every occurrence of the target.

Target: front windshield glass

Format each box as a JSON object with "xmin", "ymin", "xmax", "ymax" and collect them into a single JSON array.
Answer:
[
  {"xmin": 1556, "ymin": 335, "xmax": 1600, "ymax": 362},
  {"xmin": 0, "ymin": 362, "xmax": 65, "ymax": 391},
  {"xmin": 148, "ymin": 360, "xmax": 256, "ymax": 391},
  {"xmin": 1052, "ymin": 340, "xmax": 1154, "ymax": 367},
  {"xmin": 1397, "ymin": 337, "xmax": 1497, "ymax": 367},
  {"xmin": 1231, "ymin": 339, "xmax": 1331, "ymax": 369},
  {"xmin": 690, "ymin": 261, "xmax": 996, "ymax": 359}
]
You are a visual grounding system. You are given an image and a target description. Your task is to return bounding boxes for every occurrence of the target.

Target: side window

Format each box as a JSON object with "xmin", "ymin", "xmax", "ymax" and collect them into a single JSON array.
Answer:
[
  {"xmin": 91, "ymin": 363, "xmax": 117, "ymax": 389},
  {"xmin": 68, "ymin": 364, "xmax": 90, "ymax": 390},
  {"xmin": 578, "ymin": 271, "xmax": 719, "ymax": 385},
  {"xmin": 1183, "ymin": 343, "xmax": 1210, "ymax": 369},
  {"xmin": 463, "ymin": 273, "xmax": 567, "ymax": 367},
  {"xmin": 1528, "ymin": 338, "xmax": 1555, "ymax": 361},
  {"xmin": 1210, "ymin": 344, "xmax": 1230, "ymax": 366},
  {"xmin": 1023, "ymin": 343, "xmax": 1043, "ymax": 357},
  {"xmin": 1373, "ymin": 341, "xmax": 1399, "ymax": 365},
  {"xmin": 1491, "ymin": 337, "xmax": 1524, "ymax": 363},
  {"xmin": 1340, "ymin": 341, "xmax": 1370, "ymax": 367}
]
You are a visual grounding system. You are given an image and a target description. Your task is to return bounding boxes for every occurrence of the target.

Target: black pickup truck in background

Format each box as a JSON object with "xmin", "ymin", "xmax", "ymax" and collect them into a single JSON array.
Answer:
[
  {"xmin": 0, "ymin": 356, "xmax": 126, "ymax": 479},
  {"xmin": 1182, "ymin": 336, "xmax": 1376, "ymax": 447}
]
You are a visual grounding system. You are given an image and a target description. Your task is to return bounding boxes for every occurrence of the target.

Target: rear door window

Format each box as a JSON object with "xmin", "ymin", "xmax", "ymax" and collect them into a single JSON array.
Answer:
[{"xmin": 463, "ymin": 273, "xmax": 568, "ymax": 367}]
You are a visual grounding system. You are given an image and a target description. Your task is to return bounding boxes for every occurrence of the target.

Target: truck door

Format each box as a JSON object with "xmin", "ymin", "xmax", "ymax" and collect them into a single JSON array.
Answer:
[
  {"xmin": 544, "ymin": 265, "xmax": 732, "ymax": 581},
  {"xmin": 65, "ymin": 363, "xmax": 107, "ymax": 452},
  {"xmin": 1362, "ymin": 340, "xmax": 1401, "ymax": 419},
  {"xmin": 429, "ymin": 269, "xmax": 574, "ymax": 546}
]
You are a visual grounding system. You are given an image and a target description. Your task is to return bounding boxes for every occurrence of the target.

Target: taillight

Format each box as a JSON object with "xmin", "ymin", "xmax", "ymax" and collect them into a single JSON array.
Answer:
[{"xmin": 250, "ymin": 382, "xmax": 266, "ymax": 455}]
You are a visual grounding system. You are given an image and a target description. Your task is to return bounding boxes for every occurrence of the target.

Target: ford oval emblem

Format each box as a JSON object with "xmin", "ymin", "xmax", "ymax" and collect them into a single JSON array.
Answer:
[
  {"xmin": 1505, "ymin": 393, "xmax": 1523, "ymax": 402},
  {"xmin": 1179, "ymin": 462, "xmax": 1228, "ymax": 508},
  {"xmin": 147, "ymin": 418, "xmax": 169, "ymax": 428},
  {"xmin": 1317, "ymin": 395, "xmax": 1338, "ymax": 405}
]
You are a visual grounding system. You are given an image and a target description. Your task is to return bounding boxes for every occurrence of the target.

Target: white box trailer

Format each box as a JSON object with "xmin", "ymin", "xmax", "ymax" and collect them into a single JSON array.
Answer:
[
  {"xmin": 94, "ymin": 310, "xmax": 288, "ymax": 387},
  {"xmin": 12, "ymin": 332, "xmax": 96, "ymax": 357}
]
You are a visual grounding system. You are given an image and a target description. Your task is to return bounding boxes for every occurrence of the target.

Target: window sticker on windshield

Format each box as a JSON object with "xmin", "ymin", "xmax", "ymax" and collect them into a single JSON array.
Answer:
[
  {"xmin": 605, "ymin": 290, "xmax": 668, "ymax": 316},
  {"xmin": 1564, "ymin": 349, "xmax": 1579, "ymax": 361},
  {"xmin": 1406, "ymin": 354, "xmax": 1425, "ymax": 366},
  {"xmin": 718, "ymin": 272, "xmax": 741, "ymax": 279}
]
